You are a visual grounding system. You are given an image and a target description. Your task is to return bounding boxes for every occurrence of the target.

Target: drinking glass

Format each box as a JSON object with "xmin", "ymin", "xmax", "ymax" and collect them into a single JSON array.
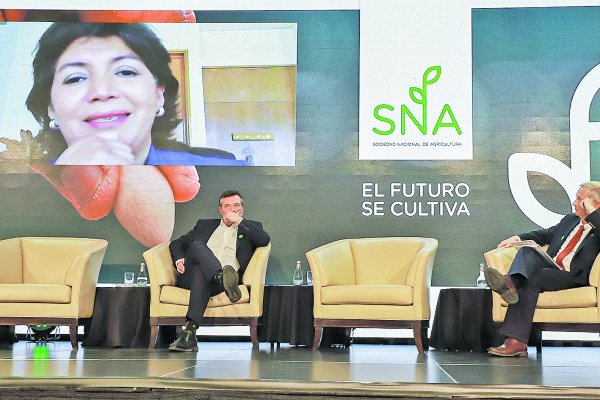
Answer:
[{"xmin": 124, "ymin": 272, "xmax": 135, "ymax": 285}]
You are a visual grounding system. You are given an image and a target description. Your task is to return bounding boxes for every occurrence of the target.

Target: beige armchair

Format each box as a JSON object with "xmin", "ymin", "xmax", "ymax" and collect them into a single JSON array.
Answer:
[
  {"xmin": 306, "ymin": 237, "xmax": 438, "ymax": 353},
  {"xmin": 142, "ymin": 242, "xmax": 271, "ymax": 349},
  {"xmin": 484, "ymin": 247, "xmax": 600, "ymax": 351},
  {"xmin": 0, "ymin": 237, "xmax": 108, "ymax": 350}
]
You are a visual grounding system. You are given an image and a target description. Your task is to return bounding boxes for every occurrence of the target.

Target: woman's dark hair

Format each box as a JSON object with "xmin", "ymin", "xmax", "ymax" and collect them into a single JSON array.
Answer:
[{"xmin": 26, "ymin": 23, "xmax": 181, "ymax": 156}]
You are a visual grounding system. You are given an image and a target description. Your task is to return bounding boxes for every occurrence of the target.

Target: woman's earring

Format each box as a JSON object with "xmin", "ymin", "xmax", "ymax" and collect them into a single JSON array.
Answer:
[
  {"xmin": 156, "ymin": 107, "xmax": 165, "ymax": 117},
  {"xmin": 48, "ymin": 119, "xmax": 60, "ymax": 130}
]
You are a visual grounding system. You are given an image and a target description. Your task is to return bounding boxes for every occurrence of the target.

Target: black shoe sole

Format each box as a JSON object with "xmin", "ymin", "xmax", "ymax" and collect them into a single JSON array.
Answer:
[
  {"xmin": 483, "ymin": 267, "xmax": 519, "ymax": 304},
  {"xmin": 222, "ymin": 265, "xmax": 241, "ymax": 303},
  {"xmin": 169, "ymin": 345, "xmax": 198, "ymax": 352}
]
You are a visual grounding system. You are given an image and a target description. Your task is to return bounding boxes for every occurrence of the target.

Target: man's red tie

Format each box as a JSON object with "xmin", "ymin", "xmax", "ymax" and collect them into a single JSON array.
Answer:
[{"xmin": 555, "ymin": 225, "xmax": 585, "ymax": 270}]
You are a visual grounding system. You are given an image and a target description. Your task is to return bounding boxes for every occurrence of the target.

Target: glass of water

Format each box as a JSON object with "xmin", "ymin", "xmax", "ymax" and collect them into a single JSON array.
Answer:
[{"xmin": 124, "ymin": 272, "xmax": 135, "ymax": 285}]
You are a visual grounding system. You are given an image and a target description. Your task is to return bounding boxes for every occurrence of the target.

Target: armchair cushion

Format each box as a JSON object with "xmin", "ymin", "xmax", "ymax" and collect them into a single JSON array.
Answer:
[
  {"xmin": 497, "ymin": 286, "xmax": 597, "ymax": 309},
  {"xmin": 159, "ymin": 285, "xmax": 250, "ymax": 307},
  {"xmin": 537, "ymin": 287, "xmax": 597, "ymax": 308},
  {"xmin": 0, "ymin": 284, "xmax": 71, "ymax": 303},
  {"xmin": 321, "ymin": 285, "xmax": 413, "ymax": 306}
]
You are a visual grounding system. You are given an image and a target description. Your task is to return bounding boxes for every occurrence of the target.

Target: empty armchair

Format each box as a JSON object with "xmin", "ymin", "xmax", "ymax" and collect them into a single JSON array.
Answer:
[
  {"xmin": 142, "ymin": 242, "xmax": 271, "ymax": 349},
  {"xmin": 0, "ymin": 237, "xmax": 108, "ymax": 350},
  {"xmin": 484, "ymin": 247, "xmax": 600, "ymax": 351},
  {"xmin": 306, "ymin": 237, "xmax": 438, "ymax": 353}
]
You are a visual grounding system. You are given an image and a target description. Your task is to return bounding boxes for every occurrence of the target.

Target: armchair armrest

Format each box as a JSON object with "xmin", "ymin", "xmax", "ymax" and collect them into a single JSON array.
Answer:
[
  {"xmin": 242, "ymin": 243, "xmax": 271, "ymax": 310},
  {"xmin": 306, "ymin": 240, "xmax": 356, "ymax": 310},
  {"xmin": 143, "ymin": 242, "xmax": 177, "ymax": 287},
  {"xmin": 306, "ymin": 240, "xmax": 355, "ymax": 288},
  {"xmin": 590, "ymin": 254, "xmax": 600, "ymax": 323},
  {"xmin": 66, "ymin": 239, "xmax": 108, "ymax": 318},
  {"xmin": 589, "ymin": 253, "xmax": 600, "ymax": 288},
  {"xmin": 406, "ymin": 238, "xmax": 438, "ymax": 320},
  {"xmin": 143, "ymin": 242, "xmax": 177, "ymax": 318},
  {"xmin": 484, "ymin": 247, "xmax": 518, "ymax": 275},
  {"xmin": 405, "ymin": 238, "xmax": 438, "ymax": 287},
  {"xmin": 241, "ymin": 243, "xmax": 271, "ymax": 287},
  {"xmin": 0, "ymin": 238, "xmax": 23, "ymax": 283}
]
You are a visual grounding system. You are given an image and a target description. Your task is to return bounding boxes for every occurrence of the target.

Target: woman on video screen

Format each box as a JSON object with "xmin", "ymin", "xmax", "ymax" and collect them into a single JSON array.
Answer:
[{"xmin": 26, "ymin": 23, "xmax": 245, "ymax": 166}]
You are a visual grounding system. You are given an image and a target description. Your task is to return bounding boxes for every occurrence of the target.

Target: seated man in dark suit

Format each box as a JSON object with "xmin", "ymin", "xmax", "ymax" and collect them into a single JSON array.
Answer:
[
  {"xmin": 484, "ymin": 181, "xmax": 600, "ymax": 357},
  {"xmin": 168, "ymin": 190, "xmax": 270, "ymax": 351}
]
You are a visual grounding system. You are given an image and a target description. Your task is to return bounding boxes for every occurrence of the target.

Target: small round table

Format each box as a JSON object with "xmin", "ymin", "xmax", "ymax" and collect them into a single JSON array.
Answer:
[
  {"xmin": 259, "ymin": 285, "xmax": 348, "ymax": 347},
  {"xmin": 430, "ymin": 288, "xmax": 503, "ymax": 352},
  {"xmin": 82, "ymin": 286, "xmax": 150, "ymax": 348}
]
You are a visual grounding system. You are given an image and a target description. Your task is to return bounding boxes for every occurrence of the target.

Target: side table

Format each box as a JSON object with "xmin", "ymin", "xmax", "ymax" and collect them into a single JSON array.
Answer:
[
  {"xmin": 430, "ymin": 288, "xmax": 503, "ymax": 352},
  {"xmin": 82, "ymin": 286, "xmax": 151, "ymax": 348},
  {"xmin": 258, "ymin": 285, "xmax": 347, "ymax": 347},
  {"xmin": 0, "ymin": 326, "xmax": 16, "ymax": 345}
]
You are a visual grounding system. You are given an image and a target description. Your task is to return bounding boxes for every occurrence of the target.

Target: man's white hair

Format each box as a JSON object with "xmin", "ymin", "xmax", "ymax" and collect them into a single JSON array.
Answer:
[{"xmin": 580, "ymin": 181, "xmax": 600, "ymax": 202}]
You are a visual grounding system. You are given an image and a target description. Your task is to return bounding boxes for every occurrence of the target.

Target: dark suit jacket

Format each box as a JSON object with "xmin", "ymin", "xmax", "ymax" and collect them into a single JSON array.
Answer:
[
  {"xmin": 169, "ymin": 218, "xmax": 270, "ymax": 277},
  {"xmin": 519, "ymin": 210, "xmax": 600, "ymax": 285}
]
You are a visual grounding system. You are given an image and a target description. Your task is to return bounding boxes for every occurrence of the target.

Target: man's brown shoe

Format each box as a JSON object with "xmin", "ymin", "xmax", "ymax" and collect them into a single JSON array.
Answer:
[
  {"xmin": 488, "ymin": 338, "xmax": 527, "ymax": 357},
  {"xmin": 484, "ymin": 267, "xmax": 519, "ymax": 304}
]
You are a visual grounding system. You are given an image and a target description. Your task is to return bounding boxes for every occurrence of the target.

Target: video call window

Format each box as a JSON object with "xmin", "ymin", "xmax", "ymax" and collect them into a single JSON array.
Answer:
[{"xmin": 0, "ymin": 22, "xmax": 297, "ymax": 167}]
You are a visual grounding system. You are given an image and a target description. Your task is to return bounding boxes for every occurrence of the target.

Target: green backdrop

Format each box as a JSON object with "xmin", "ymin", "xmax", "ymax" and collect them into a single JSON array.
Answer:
[{"xmin": 1, "ymin": 8, "xmax": 594, "ymax": 286}]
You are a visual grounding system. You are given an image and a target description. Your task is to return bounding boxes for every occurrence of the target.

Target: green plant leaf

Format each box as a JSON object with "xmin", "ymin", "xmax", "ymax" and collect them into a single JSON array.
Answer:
[
  {"xmin": 423, "ymin": 66, "xmax": 441, "ymax": 86},
  {"xmin": 409, "ymin": 87, "xmax": 424, "ymax": 104}
]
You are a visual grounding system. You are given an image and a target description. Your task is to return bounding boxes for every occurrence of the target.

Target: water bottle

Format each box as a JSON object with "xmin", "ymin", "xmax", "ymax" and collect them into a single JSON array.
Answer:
[
  {"xmin": 292, "ymin": 260, "xmax": 304, "ymax": 285},
  {"xmin": 137, "ymin": 262, "xmax": 148, "ymax": 286},
  {"xmin": 476, "ymin": 263, "xmax": 487, "ymax": 288}
]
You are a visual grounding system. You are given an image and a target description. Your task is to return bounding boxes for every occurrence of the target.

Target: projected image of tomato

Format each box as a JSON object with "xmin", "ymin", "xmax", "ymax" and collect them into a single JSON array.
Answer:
[
  {"xmin": 0, "ymin": 10, "xmax": 196, "ymax": 23},
  {"xmin": 27, "ymin": 158, "xmax": 200, "ymax": 247}
]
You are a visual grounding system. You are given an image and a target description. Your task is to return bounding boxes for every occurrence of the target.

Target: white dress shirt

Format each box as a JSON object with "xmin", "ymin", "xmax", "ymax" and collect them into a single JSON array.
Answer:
[{"xmin": 206, "ymin": 219, "xmax": 242, "ymax": 271}]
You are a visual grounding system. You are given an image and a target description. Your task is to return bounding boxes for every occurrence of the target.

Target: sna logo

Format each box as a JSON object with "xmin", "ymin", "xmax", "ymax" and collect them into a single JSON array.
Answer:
[{"xmin": 372, "ymin": 66, "xmax": 462, "ymax": 136}]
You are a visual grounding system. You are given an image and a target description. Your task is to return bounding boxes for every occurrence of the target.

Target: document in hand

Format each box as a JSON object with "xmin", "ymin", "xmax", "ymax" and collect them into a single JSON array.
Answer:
[{"xmin": 508, "ymin": 240, "xmax": 560, "ymax": 268}]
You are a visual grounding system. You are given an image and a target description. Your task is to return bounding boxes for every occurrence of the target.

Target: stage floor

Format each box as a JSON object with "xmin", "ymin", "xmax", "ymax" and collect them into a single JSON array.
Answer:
[{"xmin": 2, "ymin": 340, "xmax": 600, "ymax": 399}]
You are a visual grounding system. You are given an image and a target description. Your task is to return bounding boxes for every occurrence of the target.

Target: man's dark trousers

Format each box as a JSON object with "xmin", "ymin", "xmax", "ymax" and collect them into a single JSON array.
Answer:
[
  {"xmin": 500, "ymin": 247, "xmax": 581, "ymax": 342},
  {"xmin": 175, "ymin": 241, "xmax": 223, "ymax": 324}
]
